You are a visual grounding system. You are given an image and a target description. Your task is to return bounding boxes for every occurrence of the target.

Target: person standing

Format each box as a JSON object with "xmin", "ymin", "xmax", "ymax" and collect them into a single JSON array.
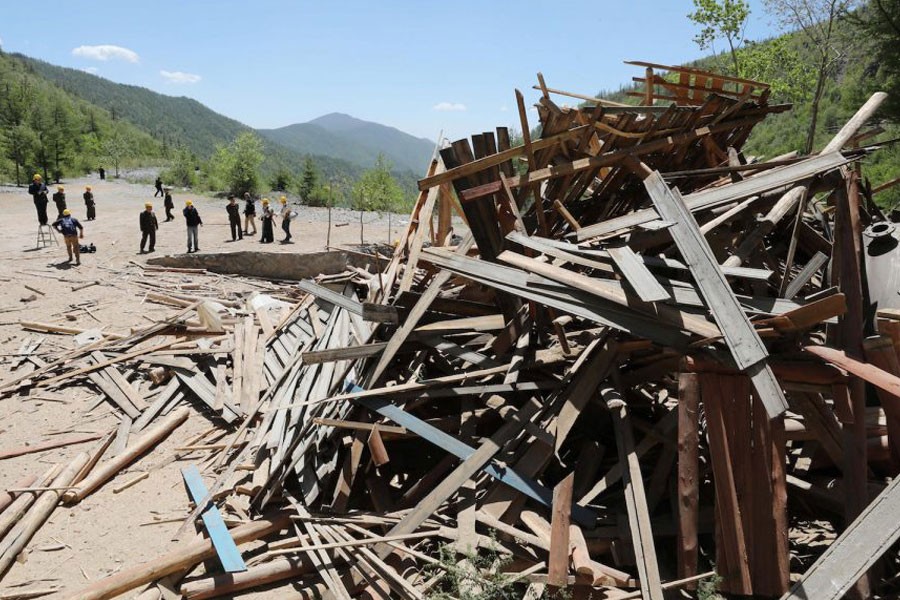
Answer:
[
  {"xmin": 98, "ymin": 167, "xmax": 105, "ymax": 180},
  {"xmin": 83, "ymin": 186, "xmax": 96, "ymax": 221},
  {"xmin": 154, "ymin": 177, "xmax": 164, "ymax": 197},
  {"xmin": 243, "ymin": 192, "xmax": 257, "ymax": 235},
  {"xmin": 260, "ymin": 198, "xmax": 274, "ymax": 243},
  {"xmin": 183, "ymin": 199, "xmax": 203, "ymax": 253},
  {"xmin": 140, "ymin": 203, "xmax": 158, "ymax": 254},
  {"xmin": 226, "ymin": 196, "xmax": 243, "ymax": 241},
  {"xmin": 163, "ymin": 188, "xmax": 174, "ymax": 221},
  {"xmin": 28, "ymin": 174, "xmax": 50, "ymax": 225},
  {"xmin": 52, "ymin": 209, "xmax": 84, "ymax": 265},
  {"xmin": 279, "ymin": 196, "xmax": 293, "ymax": 243},
  {"xmin": 52, "ymin": 186, "xmax": 67, "ymax": 219}
]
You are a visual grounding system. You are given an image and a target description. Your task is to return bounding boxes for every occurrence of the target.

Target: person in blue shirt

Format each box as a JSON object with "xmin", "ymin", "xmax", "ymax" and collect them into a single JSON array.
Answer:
[
  {"xmin": 52, "ymin": 209, "xmax": 85, "ymax": 265},
  {"xmin": 28, "ymin": 174, "xmax": 49, "ymax": 225}
]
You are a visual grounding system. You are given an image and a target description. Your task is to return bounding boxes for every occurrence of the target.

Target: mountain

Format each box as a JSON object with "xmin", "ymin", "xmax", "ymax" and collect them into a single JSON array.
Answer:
[{"xmin": 259, "ymin": 113, "xmax": 435, "ymax": 174}]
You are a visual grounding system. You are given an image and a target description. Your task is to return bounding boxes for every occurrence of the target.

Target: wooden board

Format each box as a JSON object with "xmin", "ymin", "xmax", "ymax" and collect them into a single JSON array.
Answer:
[{"xmin": 181, "ymin": 465, "xmax": 247, "ymax": 573}]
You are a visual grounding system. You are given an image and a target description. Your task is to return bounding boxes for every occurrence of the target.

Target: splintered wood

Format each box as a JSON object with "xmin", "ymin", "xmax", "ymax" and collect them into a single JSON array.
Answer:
[{"xmin": 3, "ymin": 62, "xmax": 898, "ymax": 599}]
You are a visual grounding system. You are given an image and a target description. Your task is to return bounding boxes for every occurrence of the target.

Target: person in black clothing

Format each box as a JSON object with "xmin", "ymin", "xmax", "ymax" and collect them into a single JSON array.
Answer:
[
  {"xmin": 243, "ymin": 192, "xmax": 257, "ymax": 235},
  {"xmin": 52, "ymin": 209, "xmax": 84, "ymax": 265},
  {"xmin": 52, "ymin": 186, "xmax": 67, "ymax": 219},
  {"xmin": 28, "ymin": 174, "xmax": 50, "ymax": 225},
  {"xmin": 259, "ymin": 198, "xmax": 274, "ymax": 243},
  {"xmin": 154, "ymin": 177, "xmax": 164, "ymax": 197},
  {"xmin": 139, "ymin": 203, "xmax": 158, "ymax": 253},
  {"xmin": 226, "ymin": 196, "xmax": 243, "ymax": 241},
  {"xmin": 83, "ymin": 186, "xmax": 96, "ymax": 220},
  {"xmin": 98, "ymin": 167, "xmax": 105, "ymax": 180},
  {"xmin": 183, "ymin": 200, "xmax": 203, "ymax": 253},
  {"xmin": 163, "ymin": 188, "xmax": 174, "ymax": 221},
  {"xmin": 279, "ymin": 196, "xmax": 293, "ymax": 243}
]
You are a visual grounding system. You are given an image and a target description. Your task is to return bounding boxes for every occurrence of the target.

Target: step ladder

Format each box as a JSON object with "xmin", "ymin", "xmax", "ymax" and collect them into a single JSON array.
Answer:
[{"xmin": 36, "ymin": 224, "xmax": 59, "ymax": 248}]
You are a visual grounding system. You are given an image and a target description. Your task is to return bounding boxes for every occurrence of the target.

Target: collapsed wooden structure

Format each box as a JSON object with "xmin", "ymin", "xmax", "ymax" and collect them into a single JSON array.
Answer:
[{"xmin": 2, "ymin": 62, "xmax": 899, "ymax": 599}]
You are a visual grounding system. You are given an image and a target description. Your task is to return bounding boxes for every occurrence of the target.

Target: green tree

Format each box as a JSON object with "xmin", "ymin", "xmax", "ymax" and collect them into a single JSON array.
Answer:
[
  {"xmin": 738, "ymin": 37, "xmax": 815, "ymax": 103},
  {"xmin": 351, "ymin": 154, "xmax": 405, "ymax": 212},
  {"xmin": 298, "ymin": 156, "xmax": 319, "ymax": 202},
  {"xmin": 852, "ymin": 0, "xmax": 900, "ymax": 119},
  {"xmin": 219, "ymin": 132, "xmax": 264, "ymax": 196},
  {"xmin": 3, "ymin": 124, "xmax": 35, "ymax": 186},
  {"xmin": 688, "ymin": 0, "xmax": 751, "ymax": 75},
  {"xmin": 270, "ymin": 166, "xmax": 294, "ymax": 192},
  {"xmin": 763, "ymin": 0, "xmax": 859, "ymax": 153},
  {"xmin": 161, "ymin": 146, "xmax": 197, "ymax": 188},
  {"xmin": 46, "ymin": 100, "xmax": 76, "ymax": 181},
  {"xmin": 102, "ymin": 129, "xmax": 133, "ymax": 178}
]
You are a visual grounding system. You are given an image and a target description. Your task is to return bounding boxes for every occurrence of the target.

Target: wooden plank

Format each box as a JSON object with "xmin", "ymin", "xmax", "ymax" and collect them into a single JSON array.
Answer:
[
  {"xmin": 0, "ymin": 432, "xmax": 102, "ymax": 460},
  {"xmin": 677, "ymin": 372, "xmax": 700, "ymax": 588},
  {"xmin": 302, "ymin": 342, "xmax": 388, "ymax": 364},
  {"xmin": 806, "ymin": 344, "xmax": 900, "ymax": 400},
  {"xmin": 399, "ymin": 159, "xmax": 444, "ymax": 293},
  {"xmin": 701, "ymin": 374, "xmax": 752, "ymax": 594},
  {"xmin": 296, "ymin": 280, "xmax": 398, "ymax": 323},
  {"xmin": 353, "ymin": 389, "xmax": 594, "ymax": 526},
  {"xmin": 547, "ymin": 473, "xmax": 574, "ymax": 590},
  {"xmin": 88, "ymin": 371, "xmax": 141, "ymax": 419},
  {"xmin": 641, "ymin": 169, "xmax": 788, "ymax": 417},
  {"xmin": 783, "ymin": 474, "xmax": 900, "ymax": 600},
  {"xmin": 181, "ymin": 465, "xmax": 247, "ymax": 573},
  {"xmin": 577, "ymin": 152, "xmax": 853, "ymax": 240},
  {"xmin": 607, "ymin": 245, "xmax": 670, "ymax": 303},
  {"xmin": 604, "ymin": 387, "xmax": 664, "ymax": 600}
]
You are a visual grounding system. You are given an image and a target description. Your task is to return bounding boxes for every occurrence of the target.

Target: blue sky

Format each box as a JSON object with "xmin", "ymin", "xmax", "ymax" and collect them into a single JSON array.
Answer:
[{"xmin": 0, "ymin": 0, "xmax": 779, "ymax": 142}]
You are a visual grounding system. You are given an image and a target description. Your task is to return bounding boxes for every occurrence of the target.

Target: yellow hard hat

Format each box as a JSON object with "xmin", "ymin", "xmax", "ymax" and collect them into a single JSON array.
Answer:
[
  {"xmin": 145, "ymin": 202, "xmax": 153, "ymax": 208},
  {"xmin": 185, "ymin": 200, "xmax": 193, "ymax": 206},
  {"xmin": 58, "ymin": 186, "xmax": 64, "ymax": 191},
  {"xmin": 280, "ymin": 196, "xmax": 287, "ymax": 203},
  {"xmin": 262, "ymin": 198, "xmax": 270, "ymax": 204},
  {"xmin": 33, "ymin": 174, "xmax": 41, "ymax": 180},
  {"xmin": 85, "ymin": 186, "xmax": 92, "ymax": 191},
  {"xmin": 63, "ymin": 209, "xmax": 71, "ymax": 216}
]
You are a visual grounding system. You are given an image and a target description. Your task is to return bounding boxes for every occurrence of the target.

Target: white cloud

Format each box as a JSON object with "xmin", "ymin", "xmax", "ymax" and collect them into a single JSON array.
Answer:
[
  {"xmin": 160, "ymin": 70, "xmax": 202, "ymax": 84},
  {"xmin": 433, "ymin": 102, "xmax": 467, "ymax": 112},
  {"xmin": 500, "ymin": 105, "xmax": 508, "ymax": 112},
  {"xmin": 72, "ymin": 44, "xmax": 139, "ymax": 63},
  {"xmin": 0, "ymin": 36, "xmax": 4, "ymax": 47},
  {"xmin": 81, "ymin": 66, "xmax": 99, "ymax": 75}
]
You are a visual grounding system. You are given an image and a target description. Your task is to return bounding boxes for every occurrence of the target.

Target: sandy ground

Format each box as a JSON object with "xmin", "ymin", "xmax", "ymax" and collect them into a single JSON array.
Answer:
[{"xmin": 0, "ymin": 174, "xmax": 425, "ymax": 598}]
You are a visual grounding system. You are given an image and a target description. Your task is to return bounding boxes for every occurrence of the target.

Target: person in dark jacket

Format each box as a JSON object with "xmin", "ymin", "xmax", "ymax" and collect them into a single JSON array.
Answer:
[
  {"xmin": 139, "ymin": 203, "xmax": 158, "ymax": 253},
  {"xmin": 83, "ymin": 186, "xmax": 96, "ymax": 220},
  {"xmin": 52, "ymin": 186, "xmax": 67, "ymax": 219},
  {"xmin": 243, "ymin": 192, "xmax": 257, "ymax": 235},
  {"xmin": 163, "ymin": 188, "xmax": 174, "ymax": 221},
  {"xmin": 226, "ymin": 196, "xmax": 243, "ymax": 241},
  {"xmin": 98, "ymin": 167, "xmax": 105, "ymax": 180},
  {"xmin": 259, "ymin": 198, "xmax": 274, "ymax": 243},
  {"xmin": 279, "ymin": 196, "xmax": 293, "ymax": 243},
  {"xmin": 154, "ymin": 177, "xmax": 164, "ymax": 197},
  {"xmin": 52, "ymin": 209, "xmax": 84, "ymax": 265},
  {"xmin": 28, "ymin": 174, "xmax": 49, "ymax": 225},
  {"xmin": 183, "ymin": 199, "xmax": 203, "ymax": 253}
]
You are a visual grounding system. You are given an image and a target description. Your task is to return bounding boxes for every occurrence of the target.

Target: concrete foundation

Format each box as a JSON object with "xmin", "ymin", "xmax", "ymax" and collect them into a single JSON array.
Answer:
[{"xmin": 147, "ymin": 250, "xmax": 376, "ymax": 280}]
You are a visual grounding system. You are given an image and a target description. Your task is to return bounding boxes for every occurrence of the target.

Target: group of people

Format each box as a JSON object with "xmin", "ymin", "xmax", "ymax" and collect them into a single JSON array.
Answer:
[
  {"xmin": 28, "ymin": 174, "xmax": 97, "ymax": 226},
  {"xmin": 28, "ymin": 172, "xmax": 298, "ymax": 264},
  {"xmin": 236, "ymin": 193, "xmax": 294, "ymax": 244},
  {"xmin": 140, "ymin": 191, "xmax": 295, "ymax": 254}
]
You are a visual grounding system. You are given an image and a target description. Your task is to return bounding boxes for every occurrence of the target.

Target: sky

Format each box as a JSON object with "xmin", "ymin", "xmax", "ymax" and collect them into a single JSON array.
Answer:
[{"xmin": 0, "ymin": 0, "xmax": 781, "ymax": 142}]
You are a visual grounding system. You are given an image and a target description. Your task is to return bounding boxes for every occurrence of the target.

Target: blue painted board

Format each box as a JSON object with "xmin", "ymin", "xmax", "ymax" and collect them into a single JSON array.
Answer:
[
  {"xmin": 344, "ymin": 382, "xmax": 596, "ymax": 527},
  {"xmin": 181, "ymin": 464, "xmax": 247, "ymax": 573}
]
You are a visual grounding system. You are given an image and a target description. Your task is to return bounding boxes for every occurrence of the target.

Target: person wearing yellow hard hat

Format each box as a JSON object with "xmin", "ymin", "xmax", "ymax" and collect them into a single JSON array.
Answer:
[
  {"xmin": 139, "ymin": 203, "xmax": 158, "ymax": 254},
  {"xmin": 52, "ymin": 208, "xmax": 85, "ymax": 265},
  {"xmin": 259, "ymin": 198, "xmax": 275, "ymax": 243},
  {"xmin": 52, "ymin": 186, "xmax": 67, "ymax": 219},
  {"xmin": 182, "ymin": 199, "xmax": 203, "ymax": 253},
  {"xmin": 28, "ymin": 174, "xmax": 50, "ymax": 225},
  {"xmin": 279, "ymin": 195, "xmax": 294, "ymax": 243},
  {"xmin": 83, "ymin": 186, "xmax": 96, "ymax": 221}
]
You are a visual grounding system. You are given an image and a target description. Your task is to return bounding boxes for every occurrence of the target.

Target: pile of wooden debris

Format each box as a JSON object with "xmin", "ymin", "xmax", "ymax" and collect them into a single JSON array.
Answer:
[{"xmin": 2, "ymin": 62, "xmax": 899, "ymax": 600}]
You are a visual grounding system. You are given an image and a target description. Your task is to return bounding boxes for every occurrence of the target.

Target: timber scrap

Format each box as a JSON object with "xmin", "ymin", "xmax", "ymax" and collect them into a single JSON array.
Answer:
[{"xmin": 6, "ymin": 61, "xmax": 899, "ymax": 599}]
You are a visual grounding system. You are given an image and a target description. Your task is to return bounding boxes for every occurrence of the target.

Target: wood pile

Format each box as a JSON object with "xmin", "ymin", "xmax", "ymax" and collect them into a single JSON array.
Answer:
[{"xmin": 2, "ymin": 61, "xmax": 899, "ymax": 599}]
